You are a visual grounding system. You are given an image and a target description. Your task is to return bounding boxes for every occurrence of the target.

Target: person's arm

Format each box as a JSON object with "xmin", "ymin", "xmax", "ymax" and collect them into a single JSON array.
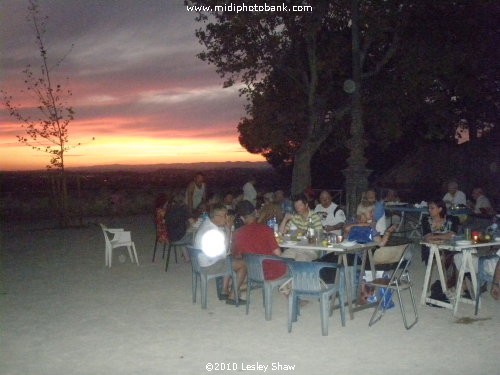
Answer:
[
  {"xmin": 311, "ymin": 213, "xmax": 323, "ymax": 232},
  {"xmin": 325, "ymin": 209, "xmax": 346, "ymax": 232},
  {"xmin": 279, "ymin": 213, "xmax": 293, "ymax": 234},
  {"xmin": 425, "ymin": 231, "xmax": 455, "ymax": 242},
  {"xmin": 377, "ymin": 225, "xmax": 396, "ymax": 246},
  {"xmin": 272, "ymin": 248, "xmax": 282, "ymax": 256}
]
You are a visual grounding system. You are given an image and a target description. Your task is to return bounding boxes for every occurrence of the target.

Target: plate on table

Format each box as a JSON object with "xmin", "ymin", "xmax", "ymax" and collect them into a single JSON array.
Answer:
[
  {"xmin": 282, "ymin": 241, "xmax": 298, "ymax": 246},
  {"xmin": 455, "ymin": 240, "xmax": 472, "ymax": 246},
  {"xmin": 341, "ymin": 240, "xmax": 357, "ymax": 247},
  {"xmin": 386, "ymin": 202, "xmax": 407, "ymax": 206}
]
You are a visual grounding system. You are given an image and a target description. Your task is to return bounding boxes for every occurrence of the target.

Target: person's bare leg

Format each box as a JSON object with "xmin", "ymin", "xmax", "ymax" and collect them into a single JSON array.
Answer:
[
  {"xmin": 229, "ymin": 259, "xmax": 247, "ymax": 300},
  {"xmin": 491, "ymin": 260, "xmax": 500, "ymax": 300},
  {"xmin": 222, "ymin": 276, "xmax": 231, "ymax": 296}
]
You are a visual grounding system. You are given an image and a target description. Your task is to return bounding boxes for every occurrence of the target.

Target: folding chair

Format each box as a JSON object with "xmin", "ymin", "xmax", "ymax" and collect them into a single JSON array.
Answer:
[{"xmin": 368, "ymin": 244, "xmax": 418, "ymax": 329}]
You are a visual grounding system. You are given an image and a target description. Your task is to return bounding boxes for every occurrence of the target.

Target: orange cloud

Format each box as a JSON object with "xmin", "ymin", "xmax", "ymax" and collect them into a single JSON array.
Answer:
[{"xmin": 0, "ymin": 133, "xmax": 264, "ymax": 171}]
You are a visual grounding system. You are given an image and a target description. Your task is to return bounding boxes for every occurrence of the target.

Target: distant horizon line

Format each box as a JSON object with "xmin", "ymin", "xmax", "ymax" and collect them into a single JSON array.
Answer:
[{"xmin": 1, "ymin": 160, "xmax": 271, "ymax": 173}]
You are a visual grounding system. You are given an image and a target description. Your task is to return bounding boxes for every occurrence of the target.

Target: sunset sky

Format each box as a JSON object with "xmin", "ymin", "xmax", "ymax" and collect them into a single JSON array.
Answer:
[{"xmin": 0, "ymin": 0, "xmax": 265, "ymax": 171}]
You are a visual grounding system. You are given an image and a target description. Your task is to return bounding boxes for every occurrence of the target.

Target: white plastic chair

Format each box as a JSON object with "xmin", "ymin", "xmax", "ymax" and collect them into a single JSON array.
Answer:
[{"xmin": 99, "ymin": 224, "xmax": 139, "ymax": 267}]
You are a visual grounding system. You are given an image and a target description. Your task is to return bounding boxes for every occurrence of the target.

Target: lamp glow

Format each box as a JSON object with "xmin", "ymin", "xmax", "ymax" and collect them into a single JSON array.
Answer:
[{"xmin": 201, "ymin": 229, "xmax": 226, "ymax": 258}]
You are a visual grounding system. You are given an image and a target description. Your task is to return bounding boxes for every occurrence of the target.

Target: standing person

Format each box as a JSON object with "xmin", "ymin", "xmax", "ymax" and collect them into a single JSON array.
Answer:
[
  {"xmin": 232, "ymin": 200, "xmax": 287, "ymax": 280},
  {"xmin": 314, "ymin": 190, "xmax": 346, "ymax": 235},
  {"xmin": 186, "ymin": 172, "xmax": 206, "ymax": 214},
  {"xmin": 279, "ymin": 193, "xmax": 323, "ymax": 261},
  {"xmin": 242, "ymin": 175, "xmax": 257, "ymax": 206},
  {"xmin": 443, "ymin": 181, "xmax": 467, "ymax": 207}
]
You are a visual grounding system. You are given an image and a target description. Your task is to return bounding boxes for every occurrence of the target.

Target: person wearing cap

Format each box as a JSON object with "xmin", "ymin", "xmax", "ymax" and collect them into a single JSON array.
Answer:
[{"xmin": 232, "ymin": 200, "xmax": 287, "ymax": 281}]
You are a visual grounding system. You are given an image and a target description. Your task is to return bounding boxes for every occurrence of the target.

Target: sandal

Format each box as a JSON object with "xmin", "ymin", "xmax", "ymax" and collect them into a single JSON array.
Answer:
[
  {"xmin": 226, "ymin": 298, "xmax": 246, "ymax": 305},
  {"xmin": 218, "ymin": 293, "xmax": 229, "ymax": 301}
]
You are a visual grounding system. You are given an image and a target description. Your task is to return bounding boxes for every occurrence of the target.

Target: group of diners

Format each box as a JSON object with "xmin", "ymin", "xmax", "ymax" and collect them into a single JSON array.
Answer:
[
  {"xmin": 155, "ymin": 172, "xmax": 500, "ymax": 305},
  {"xmin": 188, "ymin": 187, "xmax": 401, "ymax": 305}
]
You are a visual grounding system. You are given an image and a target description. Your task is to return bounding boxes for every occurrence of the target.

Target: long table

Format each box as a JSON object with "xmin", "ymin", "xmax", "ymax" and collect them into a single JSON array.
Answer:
[
  {"xmin": 420, "ymin": 239, "xmax": 500, "ymax": 315},
  {"xmin": 281, "ymin": 240, "xmax": 379, "ymax": 320}
]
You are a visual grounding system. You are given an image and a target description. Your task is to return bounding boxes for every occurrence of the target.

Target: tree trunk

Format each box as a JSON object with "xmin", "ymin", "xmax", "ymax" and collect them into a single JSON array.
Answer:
[
  {"xmin": 291, "ymin": 134, "xmax": 326, "ymax": 195},
  {"xmin": 343, "ymin": 0, "xmax": 371, "ymax": 217},
  {"xmin": 291, "ymin": 146, "xmax": 313, "ymax": 195}
]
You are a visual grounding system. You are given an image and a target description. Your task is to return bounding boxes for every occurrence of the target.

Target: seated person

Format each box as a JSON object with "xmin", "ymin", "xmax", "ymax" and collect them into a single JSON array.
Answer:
[
  {"xmin": 468, "ymin": 187, "xmax": 495, "ymax": 217},
  {"xmin": 453, "ymin": 249, "xmax": 500, "ymax": 297},
  {"xmin": 194, "ymin": 203, "xmax": 246, "ymax": 303},
  {"xmin": 257, "ymin": 202, "xmax": 284, "ymax": 226},
  {"xmin": 314, "ymin": 190, "xmax": 346, "ymax": 235},
  {"xmin": 232, "ymin": 200, "xmax": 287, "ymax": 281},
  {"xmin": 279, "ymin": 193, "xmax": 323, "ymax": 261},
  {"xmin": 357, "ymin": 189, "xmax": 386, "ymax": 235},
  {"xmin": 154, "ymin": 193, "xmax": 169, "ymax": 244},
  {"xmin": 274, "ymin": 189, "xmax": 293, "ymax": 215},
  {"xmin": 344, "ymin": 205, "xmax": 396, "ymax": 247},
  {"xmin": 194, "ymin": 203, "xmax": 229, "ymax": 271},
  {"xmin": 165, "ymin": 194, "xmax": 193, "ymax": 261},
  {"xmin": 222, "ymin": 192, "xmax": 236, "ymax": 211},
  {"xmin": 443, "ymin": 181, "xmax": 467, "ymax": 207},
  {"xmin": 421, "ymin": 199, "xmax": 459, "ymax": 287},
  {"xmin": 382, "ymin": 188, "xmax": 402, "ymax": 227}
]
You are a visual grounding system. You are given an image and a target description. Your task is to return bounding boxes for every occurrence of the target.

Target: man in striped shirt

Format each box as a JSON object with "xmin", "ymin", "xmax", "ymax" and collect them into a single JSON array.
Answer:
[{"xmin": 279, "ymin": 193, "xmax": 323, "ymax": 261}]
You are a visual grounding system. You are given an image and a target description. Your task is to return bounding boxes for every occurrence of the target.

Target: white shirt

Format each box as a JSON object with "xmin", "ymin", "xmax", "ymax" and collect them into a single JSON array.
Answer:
[
  {"xmin": 243, "ymin": 182, "xmax": 257, "ymax": 206},
  {"xmin": 474, "ymin": 195, "xmax": 492, "ymax": 214},
  {"xmin": 186, "ymin": 182, "xmax": 206, "ymax": 210},
  {"xmin": 314, "ymin": 203, "xmax": 345, "ymax": 227},
  {"xmin": 443, "ymin": 190, "xmax": 466, "ymax": 206},
  {"xmin": 194, "ymin": 219, "xmax": 227, "ymax": 267}
]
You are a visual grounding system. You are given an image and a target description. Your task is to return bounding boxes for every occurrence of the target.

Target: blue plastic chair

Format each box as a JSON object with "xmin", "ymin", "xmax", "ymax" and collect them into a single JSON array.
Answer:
[
  {"xmin": 187, "ymin": 246, "xmax": 238, "ymax": 309},
  {"xmin": 165, "ymin": 238, "xmax": 191, "ymax": 272},
  {"xmin": 475, "ymin": 254, "xmax": 499, "ymax": 315},
  {"xmin": 287, "ymin": 261, "xmax": 345, "ymax": 336},
  {"xmin": 243, "ymin": 254, "xmax": 290, "ymax": 321}
]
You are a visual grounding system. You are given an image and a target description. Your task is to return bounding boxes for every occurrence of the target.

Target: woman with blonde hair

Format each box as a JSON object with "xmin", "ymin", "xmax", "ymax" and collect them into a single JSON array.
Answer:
[{"xmin": 257, "ymin": 202, "xmax": 283, "ymax": 225}]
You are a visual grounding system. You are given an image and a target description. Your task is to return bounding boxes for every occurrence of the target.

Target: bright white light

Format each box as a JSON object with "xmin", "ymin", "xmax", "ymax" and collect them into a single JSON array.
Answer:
[{"xmin": 201, "ymin": 229, "xmax": 226, "ymax": 258}]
